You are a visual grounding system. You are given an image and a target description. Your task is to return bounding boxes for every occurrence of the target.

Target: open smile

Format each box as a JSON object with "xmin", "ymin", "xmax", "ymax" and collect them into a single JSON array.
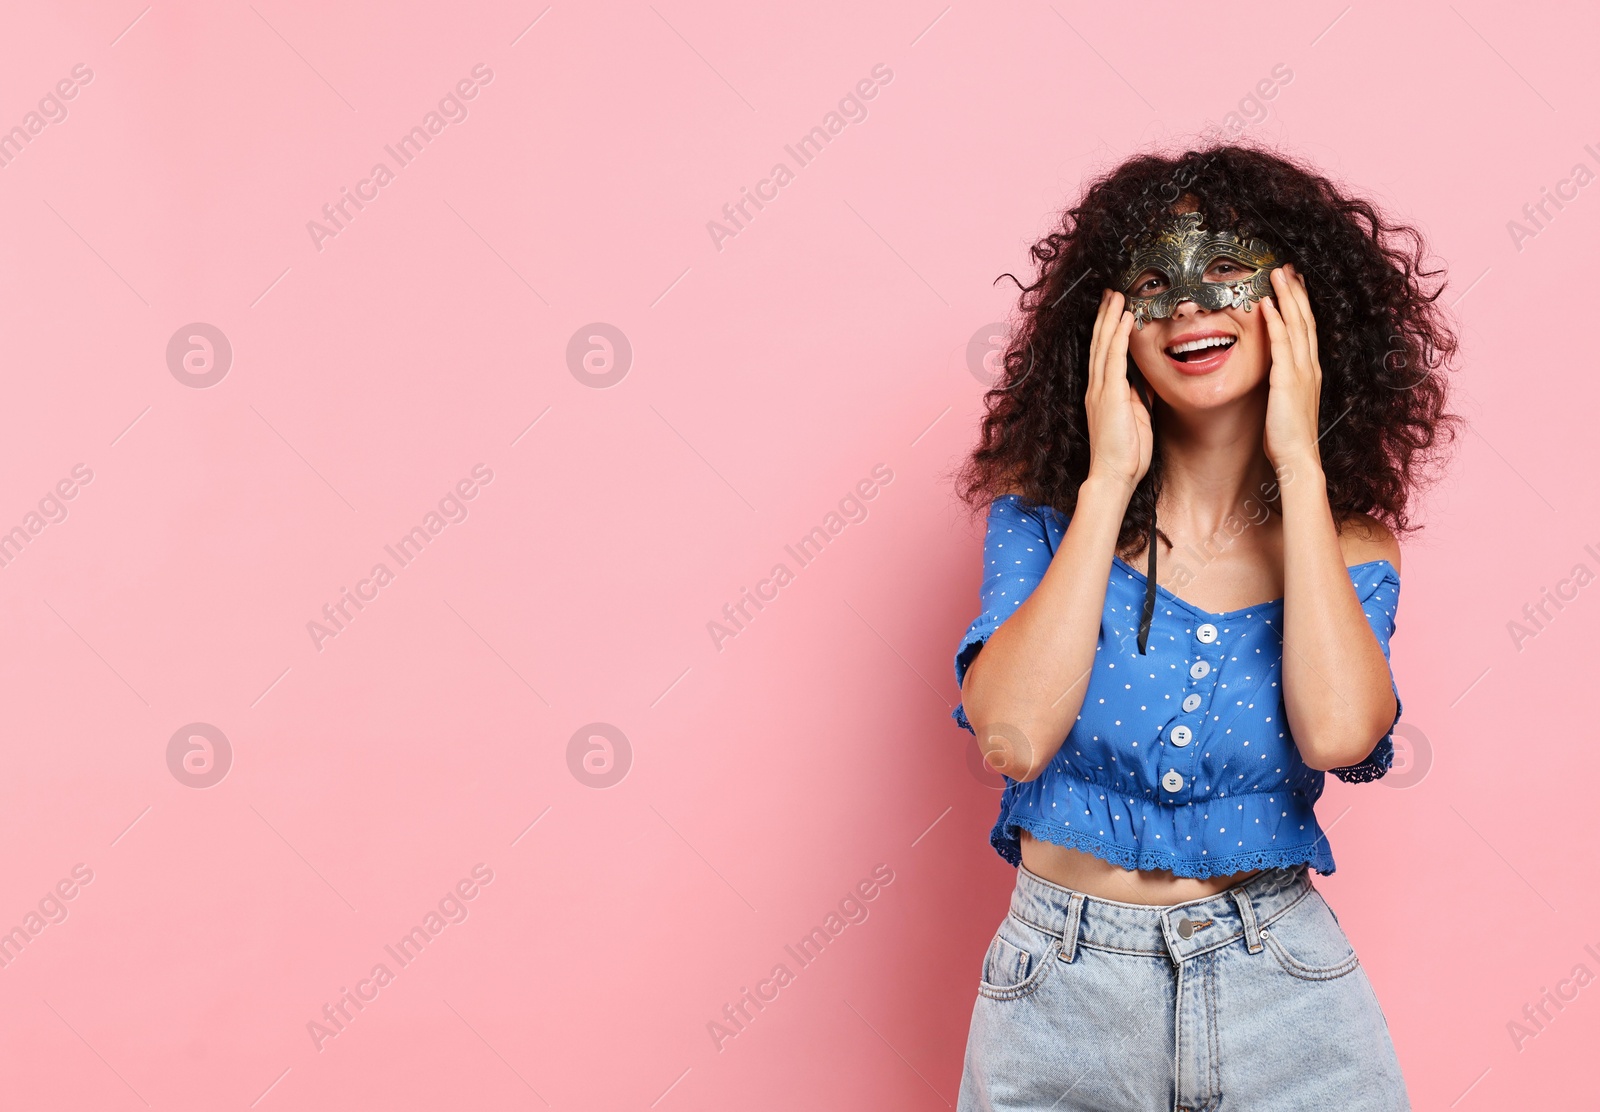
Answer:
[{"xmin": 1163, "ymin": 331, "xmax": 1236, "ymax": 375}]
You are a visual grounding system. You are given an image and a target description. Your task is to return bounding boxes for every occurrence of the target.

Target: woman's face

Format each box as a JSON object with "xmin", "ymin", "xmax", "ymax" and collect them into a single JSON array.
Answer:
[{"xmin": 1122, "ymin": 255, "xmax": 1274, "ymax": 412}]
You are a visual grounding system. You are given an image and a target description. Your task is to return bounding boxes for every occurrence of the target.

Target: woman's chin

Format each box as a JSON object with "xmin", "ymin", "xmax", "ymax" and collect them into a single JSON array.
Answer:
[{"xmin": 1149, "ymin": 372, "xmax": 1266, "ymax": 414}]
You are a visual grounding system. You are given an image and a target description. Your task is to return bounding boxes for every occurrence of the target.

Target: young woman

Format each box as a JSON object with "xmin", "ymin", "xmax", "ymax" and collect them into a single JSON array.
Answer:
[{"xmin": 949, "ymin": 144, "xmax": 1459, "ymax": 1110}]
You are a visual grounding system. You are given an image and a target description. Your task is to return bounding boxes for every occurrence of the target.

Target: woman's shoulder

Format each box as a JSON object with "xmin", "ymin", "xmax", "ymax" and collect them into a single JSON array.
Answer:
[
  {"xmin": 1337, "ymin": 512, "xmax": 1402, "ymax": 574},
  {"xmin": 991, "ymin": 486, "xmax": 1069, "ymax": 528}
]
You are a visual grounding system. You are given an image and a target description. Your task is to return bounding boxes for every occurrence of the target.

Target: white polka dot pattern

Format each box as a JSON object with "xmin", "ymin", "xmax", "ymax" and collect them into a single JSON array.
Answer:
[{"xmin": 952, "ymin": 494, "xmax": 1403, "ymax": 878}]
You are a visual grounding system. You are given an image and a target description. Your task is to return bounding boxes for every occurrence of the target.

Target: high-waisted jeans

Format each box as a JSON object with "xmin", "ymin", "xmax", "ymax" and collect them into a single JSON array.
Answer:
[{"xmin": 956, "ymin": 863, "xmax": 1410, "ymax": 1111}]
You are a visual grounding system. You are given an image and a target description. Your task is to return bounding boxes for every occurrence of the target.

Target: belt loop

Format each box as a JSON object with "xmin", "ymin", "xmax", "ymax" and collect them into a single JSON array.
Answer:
[
  {"xmin": 1058, "ymin": 892, "xmax": 1086, "ymax": 963},
  {"xmin": 1231, "ymin": 885, "xmax": 1264, "ymax": 954}
]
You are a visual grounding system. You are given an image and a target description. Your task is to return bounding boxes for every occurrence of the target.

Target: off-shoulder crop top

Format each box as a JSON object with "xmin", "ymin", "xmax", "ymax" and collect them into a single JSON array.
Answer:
[{"xmin": 952, "ymin": 494, "xmax": 1402, "ymax": 878}]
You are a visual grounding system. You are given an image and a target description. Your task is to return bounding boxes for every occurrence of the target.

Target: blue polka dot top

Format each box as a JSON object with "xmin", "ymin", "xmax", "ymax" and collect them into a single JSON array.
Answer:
[{"xmin": 952, "ymin": 494, "xmax": 1402, "ymax": 878}]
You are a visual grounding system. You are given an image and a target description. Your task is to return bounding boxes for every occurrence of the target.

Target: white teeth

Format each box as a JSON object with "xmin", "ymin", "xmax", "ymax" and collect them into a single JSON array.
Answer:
[{"xmin": 1167, "ymin": 336, "xmax": 1236, "ymax": 355}]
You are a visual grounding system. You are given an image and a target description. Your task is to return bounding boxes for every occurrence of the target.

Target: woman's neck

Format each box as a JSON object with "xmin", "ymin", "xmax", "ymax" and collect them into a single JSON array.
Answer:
[{"xmin": 1152, "ymin": 392, "xmax": 1280, "ymax": 544}]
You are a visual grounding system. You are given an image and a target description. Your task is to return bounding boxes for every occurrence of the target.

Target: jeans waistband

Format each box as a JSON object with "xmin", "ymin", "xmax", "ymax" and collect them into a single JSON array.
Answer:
[{"xmin": 1008, "ymin": 863, "xmax": 1316, "ymax": 965}]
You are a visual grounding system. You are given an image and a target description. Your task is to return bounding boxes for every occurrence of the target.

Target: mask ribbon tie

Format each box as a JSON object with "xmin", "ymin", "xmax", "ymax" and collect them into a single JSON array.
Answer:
[{"xmin": 1134, "ymin": 377, "xmax": 1157, "ymax": 655}]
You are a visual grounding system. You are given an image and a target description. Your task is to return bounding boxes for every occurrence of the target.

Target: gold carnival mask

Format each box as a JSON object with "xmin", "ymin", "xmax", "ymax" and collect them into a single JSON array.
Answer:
[{"xmin": 1119, "ymin": 211, "xmax": 1282, "ymax": 329}]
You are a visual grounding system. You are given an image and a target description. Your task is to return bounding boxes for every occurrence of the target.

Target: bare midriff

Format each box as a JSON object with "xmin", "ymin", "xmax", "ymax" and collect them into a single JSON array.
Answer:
[{"xmin": 1019, "ymin": 830, "xmax": 1261, "ymax": 906}]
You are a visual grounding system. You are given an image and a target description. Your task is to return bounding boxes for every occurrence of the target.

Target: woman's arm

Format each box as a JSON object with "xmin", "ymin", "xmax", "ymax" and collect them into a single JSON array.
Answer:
[
  {"xmin": 1277, "ymin": 462, "xmax": 1402, "ymax": 770},
  {"xmin": 1264, "ymin": 265, "xmax": 1401, "ymax": 770},
  {"xmin": 960, "ymin": 291, "xmax": 1150, "ymax": 782},
  {"xmin": 960, "ymin": 472, "xmax": 1132, "ymax": 781}
]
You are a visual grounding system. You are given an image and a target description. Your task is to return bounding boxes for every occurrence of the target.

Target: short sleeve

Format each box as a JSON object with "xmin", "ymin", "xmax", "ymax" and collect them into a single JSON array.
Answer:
[
  {"xmin": 951, "ymin": 495, "xmax": 1058, "ymax": 735},
  {"xmin": 1330, "ymin": 561, "xmax": 1403, "ymax": 784}
]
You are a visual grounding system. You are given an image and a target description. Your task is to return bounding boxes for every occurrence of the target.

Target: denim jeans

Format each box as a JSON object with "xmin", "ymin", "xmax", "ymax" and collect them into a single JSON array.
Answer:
[{"xmin": 956, "ymin": 863, "xmax": 1410, "ymax": 1111}]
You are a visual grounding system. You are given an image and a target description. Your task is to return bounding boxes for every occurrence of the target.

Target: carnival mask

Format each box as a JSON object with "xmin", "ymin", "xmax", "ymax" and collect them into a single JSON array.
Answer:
[{"xmin": 1119, "ymin": 211, "xmax": 1282, "ymax": 329}]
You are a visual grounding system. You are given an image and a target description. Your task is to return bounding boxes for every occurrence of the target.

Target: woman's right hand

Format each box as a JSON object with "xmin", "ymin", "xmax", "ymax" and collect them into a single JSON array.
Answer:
[{"xmin": 1084, "ymin": 290, "xmax": 1153, "ymax": 495}]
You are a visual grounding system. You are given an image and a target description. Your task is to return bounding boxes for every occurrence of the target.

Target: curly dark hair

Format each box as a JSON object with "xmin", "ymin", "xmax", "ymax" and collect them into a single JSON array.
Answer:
[{"xmin": 954, "ymin": 140, "xmax": 1463, "ymax": 555}]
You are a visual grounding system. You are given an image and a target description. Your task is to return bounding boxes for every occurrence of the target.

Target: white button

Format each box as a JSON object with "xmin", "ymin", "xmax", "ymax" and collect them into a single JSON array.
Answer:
[
  {"xmin": 1190, "ymin": 660, "xmax": 1211, "ymax": 679},
  {"xmin": 1162, "ymin": 770, "xmax": 1184, "ymax": 792},
  {"xmin": 1170, "ymin": 725, "xmax": 1192, "ymax": 747},
  {"xmin": 1196, "ymin": 623, "xmax": 1218, "ymax": 643},
  {"xmin": 1182, "ymin": 693, "xmax": 1203, "ymax": 712}
]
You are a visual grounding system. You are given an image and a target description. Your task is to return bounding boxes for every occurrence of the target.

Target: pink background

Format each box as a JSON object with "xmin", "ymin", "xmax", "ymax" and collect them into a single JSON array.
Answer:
[{"xmin": 0, "ymin": 1, "xmax": 1595, "ymax": 1107}]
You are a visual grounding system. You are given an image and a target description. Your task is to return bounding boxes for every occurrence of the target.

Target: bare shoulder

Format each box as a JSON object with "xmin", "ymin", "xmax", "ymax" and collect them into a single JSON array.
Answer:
[{"xmin": 1337, "ymin": 512, "xmax": 1402, "ymax": 574}]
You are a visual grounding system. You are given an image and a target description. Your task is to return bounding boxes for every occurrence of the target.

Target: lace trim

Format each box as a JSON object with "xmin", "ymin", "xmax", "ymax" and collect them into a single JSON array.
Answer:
[
  {"xmin": 1330, "ymin": 734, "xmax": 1395, "ymax": 784},
  {"xmin": 1330, "ymin": 682, "xmax": 1399, "ymax": 784},
  {"xmin": 953, "ymin": 625, "xmax": 996, "ymax": 690},
  {"xmin": 993, "ymin": 813, "xmax": 1338, "ymax": 879}
]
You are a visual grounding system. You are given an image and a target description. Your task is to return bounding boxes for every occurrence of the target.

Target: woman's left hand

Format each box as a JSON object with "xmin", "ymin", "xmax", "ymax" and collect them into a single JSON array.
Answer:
[{"xmin": 1261, "ymin": 264, "xmax": 1324, "ymax": 473}]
